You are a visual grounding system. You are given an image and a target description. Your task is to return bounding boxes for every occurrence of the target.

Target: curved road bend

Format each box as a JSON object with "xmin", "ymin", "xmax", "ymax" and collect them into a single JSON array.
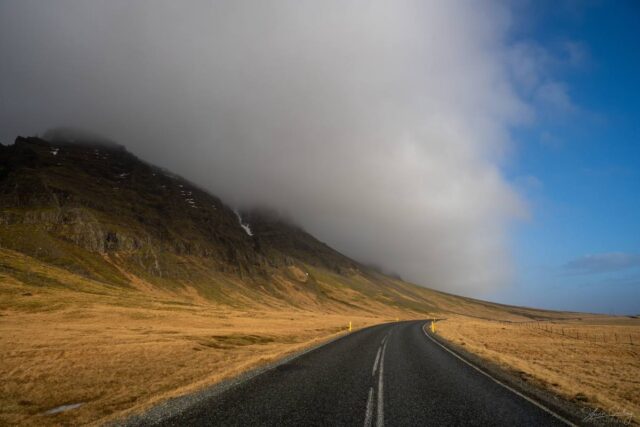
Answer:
[{"xmin": 154, "ymin": 321, "xmax": 570, "ymax": 426}]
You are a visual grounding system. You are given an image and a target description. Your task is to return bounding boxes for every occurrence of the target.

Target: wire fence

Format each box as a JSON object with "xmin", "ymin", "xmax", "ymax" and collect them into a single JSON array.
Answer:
[
  {"xmin": 440, "ymin": 312, "xmax": 640, "ymax": 346},
  {"xmin": 495, "ymin": 320, "xmax": 638, "ymax": 346}
]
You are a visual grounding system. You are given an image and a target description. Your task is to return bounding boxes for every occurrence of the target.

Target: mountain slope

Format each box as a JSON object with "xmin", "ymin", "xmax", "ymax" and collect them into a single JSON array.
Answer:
[{"xmin": 0, "ymin": 133, "xmax": 576, "ymax": 319}]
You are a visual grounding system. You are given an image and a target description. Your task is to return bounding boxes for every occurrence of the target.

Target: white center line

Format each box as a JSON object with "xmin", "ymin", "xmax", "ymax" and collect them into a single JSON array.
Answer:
[
  {"xmin": 372, "ymin": 346, "xmax": 382, "ymax": 376},
  {"xmin": 363, "ymin": 387, "xmax": 374, "ymax": 427},
  {"xmin": 376, "ymin": 339, "xmax": 388, "ymax": 427},
  {"xmin": 364, "ymin": 332, "xmax": 392, "ymax": 427}
]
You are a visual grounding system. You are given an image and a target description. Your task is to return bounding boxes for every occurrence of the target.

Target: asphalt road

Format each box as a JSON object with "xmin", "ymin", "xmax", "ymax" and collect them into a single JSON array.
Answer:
[{"xmin": 155, "ymin": 321, "xmax": 571, "ymax": 426}]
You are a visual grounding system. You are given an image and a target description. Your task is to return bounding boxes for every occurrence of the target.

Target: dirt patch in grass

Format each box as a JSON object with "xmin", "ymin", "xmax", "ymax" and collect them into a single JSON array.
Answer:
[{"xmin": 193, "ymin": 334, "xmax": 276, "ymax": 349}]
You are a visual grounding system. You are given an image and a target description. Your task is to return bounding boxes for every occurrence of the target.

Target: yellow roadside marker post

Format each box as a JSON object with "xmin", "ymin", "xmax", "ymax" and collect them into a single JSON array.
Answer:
[
  {"xmin": 431, "ymin": 320, "xmax": 436, "ymax": 333},
  {"xmin": 349, "ymin": 321, "xmax": 352, "ymax": 332}
]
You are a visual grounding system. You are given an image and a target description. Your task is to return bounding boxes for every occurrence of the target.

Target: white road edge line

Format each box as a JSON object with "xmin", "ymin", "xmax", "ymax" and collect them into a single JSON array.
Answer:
[
  {"xmin": 372, "ymin": 346, "xmax": 382, "ymax": 376},
  {"xmin": 364, "ymin": 387, "xmax": 374, "ymax": 427},
  {"xmin": 376, "ymin": 339, "xmax": 388, "ymax": 427},
  {"xmin": 421, "ymin": 324, "xmax": 576, "ymax": 427}
]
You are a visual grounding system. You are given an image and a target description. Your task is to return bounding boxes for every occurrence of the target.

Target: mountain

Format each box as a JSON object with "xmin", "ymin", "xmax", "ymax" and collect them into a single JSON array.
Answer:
[{"xmin": 0, "ymin": 132, "xmax": 565, "ymax": 318}]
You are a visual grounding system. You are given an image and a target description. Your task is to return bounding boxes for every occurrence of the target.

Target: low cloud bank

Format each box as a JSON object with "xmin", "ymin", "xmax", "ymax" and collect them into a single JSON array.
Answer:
[{"xmin": 0, "ymin": 1, "xmax": 569, "ymax": 295}]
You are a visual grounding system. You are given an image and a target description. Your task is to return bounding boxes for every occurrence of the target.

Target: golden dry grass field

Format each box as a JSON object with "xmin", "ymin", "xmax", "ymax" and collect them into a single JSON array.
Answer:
[
  {"xmin": 436, "ymin": 315, "xmax": 640, "ymax": 425},
  {"xmin": 1, "ymin": 299, "xmax": 400, "ymax": 426}
]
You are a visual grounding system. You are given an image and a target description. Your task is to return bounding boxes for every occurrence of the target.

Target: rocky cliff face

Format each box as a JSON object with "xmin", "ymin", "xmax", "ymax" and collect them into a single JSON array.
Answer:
[{"xmin": 0, "ymin": 134, "xmax": 359, "ymax": 284}]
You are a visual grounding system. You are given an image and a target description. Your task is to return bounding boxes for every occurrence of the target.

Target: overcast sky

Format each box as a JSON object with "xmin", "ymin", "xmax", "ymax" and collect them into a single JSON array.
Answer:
[{"xmin": 2, "ymin": 1, "xmax": 638, "ymax": 308}]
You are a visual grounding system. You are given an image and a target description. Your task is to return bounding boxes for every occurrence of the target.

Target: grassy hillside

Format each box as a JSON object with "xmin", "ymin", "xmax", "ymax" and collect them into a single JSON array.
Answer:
[{"xmin": 0, "ymin": 134, "xmax": 574, "ymax": 319}]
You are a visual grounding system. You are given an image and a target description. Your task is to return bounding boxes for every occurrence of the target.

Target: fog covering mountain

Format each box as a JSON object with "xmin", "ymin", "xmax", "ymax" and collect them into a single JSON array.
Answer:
[
  {"xmin": 2, "ymin": 134, "xmax": 567, "ymax": 320},
  {"xmin": 0, "ymin": 1, "xmax": 538, "ymax": 296},
  {"xmin": 0, "ymin": 134, "xmax": 442, "ymax": 314}
]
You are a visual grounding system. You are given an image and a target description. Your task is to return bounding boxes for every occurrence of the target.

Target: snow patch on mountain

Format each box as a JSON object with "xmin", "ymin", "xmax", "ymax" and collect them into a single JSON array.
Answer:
[{"xmin": 235, "ymin": 211, "xmax": 253, "ymax": 236}]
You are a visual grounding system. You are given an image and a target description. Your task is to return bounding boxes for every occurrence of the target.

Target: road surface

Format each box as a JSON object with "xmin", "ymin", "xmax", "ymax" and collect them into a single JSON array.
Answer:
[{"xmin": 154, "ymin": 321, "xmax": 571, "ymax": 426}]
